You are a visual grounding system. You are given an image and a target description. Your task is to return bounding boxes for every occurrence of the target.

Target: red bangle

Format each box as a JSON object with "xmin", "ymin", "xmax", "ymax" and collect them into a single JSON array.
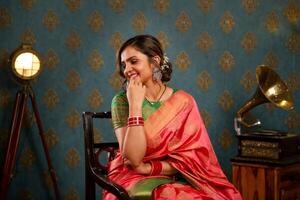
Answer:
[
  {"xmin": 127, "ymin": 122, "xmax": 144, "ymax": 127},
  {"xmin": 127, "ymin": 116, "xmax": 144, "ymax": 127},
  {"xmin": 128, "ymin": 116, "xmax": 143, "ymax": 121},
  {"xmin": 149, "ymin": 160, "xmax": 162, "ymax": 176}
]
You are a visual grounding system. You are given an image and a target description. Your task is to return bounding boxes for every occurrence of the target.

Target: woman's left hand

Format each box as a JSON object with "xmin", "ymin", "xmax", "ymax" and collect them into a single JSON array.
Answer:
[
  {"xmin": 123, "ymin": 159, "xmax": 149, "ymax": 174},
  {"xmin": 132, "ymin": 162, "xmax": 151, "ymax": 175},
  {"xmin": 124, "ymin": 161, "xmax": 151, "ymax": 174}
]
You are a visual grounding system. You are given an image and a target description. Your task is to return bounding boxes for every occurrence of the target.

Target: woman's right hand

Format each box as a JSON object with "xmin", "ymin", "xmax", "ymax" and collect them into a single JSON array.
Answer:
[{"xmin": 126, "ymin": 76, "xmax": 146, "ymax": 113}]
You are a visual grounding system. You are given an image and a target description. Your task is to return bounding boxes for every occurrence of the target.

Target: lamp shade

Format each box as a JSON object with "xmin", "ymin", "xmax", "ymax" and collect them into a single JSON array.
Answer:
[{"xmin": 11, "ymin": 44, "xmax": 41, "ymax": 80}]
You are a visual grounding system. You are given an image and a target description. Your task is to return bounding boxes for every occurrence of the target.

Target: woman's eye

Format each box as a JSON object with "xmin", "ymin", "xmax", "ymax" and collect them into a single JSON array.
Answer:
[
  {"xmin": 131, "ymin": 60, "xmax": 137, "ymax": 64},
  {"xmin": 121, "ymin": 63, "xmax": 126, "ymax": 70}
]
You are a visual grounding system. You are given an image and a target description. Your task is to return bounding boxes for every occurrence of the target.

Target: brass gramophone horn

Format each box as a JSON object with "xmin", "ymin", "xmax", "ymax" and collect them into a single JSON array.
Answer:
[{"xmin": 237, "ymin": 65, "xmax": 294, "ymax": 127}]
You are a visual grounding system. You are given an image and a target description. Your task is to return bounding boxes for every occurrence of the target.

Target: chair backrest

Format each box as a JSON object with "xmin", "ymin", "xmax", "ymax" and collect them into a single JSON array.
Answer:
[{"xmin": 82, "ymin": 111, "xmax": 131, "ymax": 200}]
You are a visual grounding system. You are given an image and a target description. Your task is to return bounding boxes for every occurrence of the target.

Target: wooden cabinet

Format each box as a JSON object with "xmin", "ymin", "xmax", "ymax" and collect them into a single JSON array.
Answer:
[{"xmin": 232, "ymin": 161, "xmax": 300, "ymax": 200}]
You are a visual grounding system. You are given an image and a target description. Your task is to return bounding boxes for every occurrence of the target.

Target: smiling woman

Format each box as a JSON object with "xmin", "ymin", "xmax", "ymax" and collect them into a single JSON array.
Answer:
[{"xmin": 104, "ymin": 35, "xmax": 242, "ymax": 200}]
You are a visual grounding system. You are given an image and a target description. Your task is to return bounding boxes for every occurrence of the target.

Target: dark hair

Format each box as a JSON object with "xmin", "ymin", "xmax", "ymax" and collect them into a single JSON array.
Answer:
[{"xmin": 117, "ymin": 34, "xmax": 172, "ymax": 84}]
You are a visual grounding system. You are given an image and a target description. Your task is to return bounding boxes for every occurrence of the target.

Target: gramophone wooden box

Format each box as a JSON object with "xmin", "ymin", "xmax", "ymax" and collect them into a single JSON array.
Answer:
[{"xmin": 236, "ymin": 132, "xmax": 300, "ymax": 163}]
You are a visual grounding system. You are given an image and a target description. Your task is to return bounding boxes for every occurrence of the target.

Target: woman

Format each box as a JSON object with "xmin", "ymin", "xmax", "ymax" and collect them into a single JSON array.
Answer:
[{"xmin": 104, "ymin": 35, "xmax": 242, "ymax": 199}]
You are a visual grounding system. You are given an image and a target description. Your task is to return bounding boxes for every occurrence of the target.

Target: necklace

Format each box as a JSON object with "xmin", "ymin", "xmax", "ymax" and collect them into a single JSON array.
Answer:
[{"xmin": 145, "ymin": 84, "xmax": 167, "ymax": 105}]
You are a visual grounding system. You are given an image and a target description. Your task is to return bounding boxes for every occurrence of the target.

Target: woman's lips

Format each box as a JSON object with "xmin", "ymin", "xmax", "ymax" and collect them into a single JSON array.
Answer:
[{"xmin": 129, "ymin": 73, "xmax": 138, "ymax": 79}]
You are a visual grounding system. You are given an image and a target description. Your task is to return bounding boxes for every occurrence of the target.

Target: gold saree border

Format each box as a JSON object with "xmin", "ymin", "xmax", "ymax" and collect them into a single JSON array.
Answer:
[{"xmin": 144, "ymin": 90, "xmax": 191, "ymax": 139}]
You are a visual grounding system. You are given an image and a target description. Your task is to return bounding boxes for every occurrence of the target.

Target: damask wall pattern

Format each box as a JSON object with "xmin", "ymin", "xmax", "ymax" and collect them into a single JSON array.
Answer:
[{"xmin": 0, "ymin": 0, "xmax": 300, "ymax": 199}]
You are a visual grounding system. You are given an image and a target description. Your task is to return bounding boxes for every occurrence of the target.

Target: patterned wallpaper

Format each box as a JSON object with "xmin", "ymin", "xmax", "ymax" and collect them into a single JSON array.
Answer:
[{"xmin": 0, "ymin": 0, "xmax": 300, "ymax": 199}]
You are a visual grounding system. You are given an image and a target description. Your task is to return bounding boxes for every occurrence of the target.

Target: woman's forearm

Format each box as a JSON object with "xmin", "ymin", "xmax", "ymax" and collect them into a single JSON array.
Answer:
[
  {"xmin": 161, "ymin": 160, "xmax": 178, "ymax": 175},
  {"xmin": 122, "ymin": 106, "xmax": 147, "ymax": 167},
  {"xmin": 122, "ymin": 126, "xmax": 147, "ymax": 167}
]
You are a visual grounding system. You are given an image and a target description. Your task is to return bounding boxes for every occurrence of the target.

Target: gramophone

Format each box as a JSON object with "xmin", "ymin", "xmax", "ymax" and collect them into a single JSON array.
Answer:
[{"xmin": 233, "ymin": 65, "xmax": 300, "ymax": 163}]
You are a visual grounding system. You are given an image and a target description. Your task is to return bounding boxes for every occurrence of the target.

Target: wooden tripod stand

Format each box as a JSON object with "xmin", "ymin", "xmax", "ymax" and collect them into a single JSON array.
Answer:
[{"xmin": 0, "ymin": 86, "xmax": 60, "ymax": 199}]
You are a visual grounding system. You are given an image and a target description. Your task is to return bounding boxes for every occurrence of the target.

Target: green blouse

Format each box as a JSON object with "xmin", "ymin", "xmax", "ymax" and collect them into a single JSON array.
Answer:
[{"xmin": 111, "ymin": 89, "xmax": 178, "ymax": 129}]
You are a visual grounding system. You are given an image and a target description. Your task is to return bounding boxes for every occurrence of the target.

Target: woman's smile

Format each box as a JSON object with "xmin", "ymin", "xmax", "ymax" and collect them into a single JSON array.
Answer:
[{"xmin": 127, "ymin": 72, "xmax": 139, "ymax": 79}]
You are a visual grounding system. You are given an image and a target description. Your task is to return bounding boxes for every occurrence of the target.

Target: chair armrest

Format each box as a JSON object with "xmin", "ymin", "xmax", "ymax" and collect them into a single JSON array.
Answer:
[
  {"xmin": 88, "ymin": 165, "xmax": 131, "ymax": 200},
  {"xmin": 83, "ymin": 111, "xmax": 131, "ymax": 199},
  {"xmin": 94, "ymin": 142, "xmax": 119, "ymax": 173},
  {"xmin": 86, "ymin": 142, "xmax": 131, "ymax": 200}
]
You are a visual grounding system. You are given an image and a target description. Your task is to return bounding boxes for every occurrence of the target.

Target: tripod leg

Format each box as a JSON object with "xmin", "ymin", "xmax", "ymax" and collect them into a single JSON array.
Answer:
[
  {"xmin": 1, "ymin": 92, "xmax": 27, "ymax": 199},
  {"xmin": 29, "ymin": 92, "xmax": 61, "ymax": 200}
]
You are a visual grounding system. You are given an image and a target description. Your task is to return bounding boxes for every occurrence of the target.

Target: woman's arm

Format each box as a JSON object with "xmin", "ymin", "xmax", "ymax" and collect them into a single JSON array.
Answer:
[
  {"xmin": 115, "ymin": 127, "xmax": 176, "ymax": 175},
  {"xmin": 115, "ymin": 77, "xmax": 147, "ymax": 168},
  {"xmin": 115, "ymin": 127, "xmax": 147, "ymax": 168},
  {"xmin": 114, "ymin": 127, "xmax": 126, "ymax": 151},
  {"xmin": 161, "ymin": 161, "xmax": 178, "ymax": 175}
]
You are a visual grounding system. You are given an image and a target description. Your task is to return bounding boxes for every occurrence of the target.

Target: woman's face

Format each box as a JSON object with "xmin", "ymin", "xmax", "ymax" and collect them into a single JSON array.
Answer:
[{"xmin": 121, "ymin": 46, "xmax": 154, "ymax": 84}]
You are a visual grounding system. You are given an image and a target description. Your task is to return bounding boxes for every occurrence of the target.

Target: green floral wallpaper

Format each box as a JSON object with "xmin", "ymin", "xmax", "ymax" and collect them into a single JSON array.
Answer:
[{"xmin": 0, "ymin": 0, "xmax": 299, "ymax": 199}]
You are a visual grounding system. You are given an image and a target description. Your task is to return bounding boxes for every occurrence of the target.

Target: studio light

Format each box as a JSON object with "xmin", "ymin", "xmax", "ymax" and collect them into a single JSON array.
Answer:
[
  {"xmin": 0, "ymin": 44, "xmax": 60, "ymax": 199},
  {"xmin": 11, "ymin": 44, "xmax": 41, "ymax": 81}
]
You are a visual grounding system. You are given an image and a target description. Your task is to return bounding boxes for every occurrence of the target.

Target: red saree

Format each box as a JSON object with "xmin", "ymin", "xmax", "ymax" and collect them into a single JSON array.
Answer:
[{"xmin": 104, "ymin": 90, "xmax": 242, "ymax": 200}]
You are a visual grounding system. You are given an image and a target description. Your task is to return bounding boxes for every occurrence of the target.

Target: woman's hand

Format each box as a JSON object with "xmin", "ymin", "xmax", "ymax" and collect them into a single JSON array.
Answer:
[
  {"xmin": 124, "ymin": 159, "xmax": 150, "ymax": 174},
  {"xmin": 133, "ymin": 162, "xmax": 151, "ymax": 175},
  {"xmin": 124, "ymin": 158, "xmax": 178, "ymax": 175},
  {"xmin": 126, "ymin": 76, "xmax": 146, "ymax": 113}
]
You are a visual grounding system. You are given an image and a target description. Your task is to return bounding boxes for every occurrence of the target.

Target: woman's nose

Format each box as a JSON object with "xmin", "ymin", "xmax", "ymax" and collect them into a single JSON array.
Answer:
[{"xmin": 124, "ymin": 64, "xmax": 132, "ymax": 75}]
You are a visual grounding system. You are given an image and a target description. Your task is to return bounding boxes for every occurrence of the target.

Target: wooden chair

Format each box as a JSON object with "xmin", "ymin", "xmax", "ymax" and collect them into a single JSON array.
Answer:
[{"xmin": 82, "ymin": 111, "xmax": 131, "ymax": 200}]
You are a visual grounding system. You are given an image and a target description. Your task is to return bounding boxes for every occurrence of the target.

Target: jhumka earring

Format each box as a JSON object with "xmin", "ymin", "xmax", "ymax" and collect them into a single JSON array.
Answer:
[{"xmin": 153, "ymin": 67, "xmax": 162, "ymax": 81}]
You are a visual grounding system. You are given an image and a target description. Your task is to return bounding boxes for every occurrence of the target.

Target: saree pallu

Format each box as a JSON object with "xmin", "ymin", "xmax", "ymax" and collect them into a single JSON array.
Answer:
[{"xmin": 104, "ymin": 90, "xmax": 242, "ymax": 200}]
